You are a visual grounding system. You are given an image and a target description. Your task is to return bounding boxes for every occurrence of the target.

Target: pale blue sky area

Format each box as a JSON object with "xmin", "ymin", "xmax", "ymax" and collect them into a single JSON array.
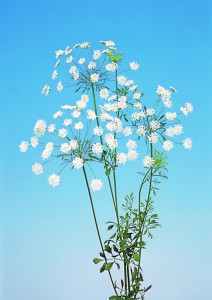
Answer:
[{"xmin": 0, "ymin": 1, "xmax": 212, "ymax": 300}]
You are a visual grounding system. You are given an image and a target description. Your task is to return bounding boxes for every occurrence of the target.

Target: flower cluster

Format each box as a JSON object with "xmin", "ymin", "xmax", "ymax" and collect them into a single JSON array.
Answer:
[{"xmin": 20, "ymin": 40, "xmax": 193, "ymax": 189}]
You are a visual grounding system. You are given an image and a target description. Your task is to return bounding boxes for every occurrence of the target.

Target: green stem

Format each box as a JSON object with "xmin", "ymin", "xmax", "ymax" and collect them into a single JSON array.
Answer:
[{"xmin": 82, "ymin": 166, "xmax": 118, "ymax": 295}]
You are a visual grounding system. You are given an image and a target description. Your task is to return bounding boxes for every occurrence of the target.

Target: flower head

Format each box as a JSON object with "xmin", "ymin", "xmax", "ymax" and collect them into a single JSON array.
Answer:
[
  {"xmin": 90, "ymin": 179, "xmax": 103, "ymax": 191},
  {"xmin": 32, "ymin": 163, "xmax": 43, "ymax": 175},
  {"xmin": 19, "ymin": 141, "xmax": 29, "ymax": 152},
  {"xmin": 48, "ymin": 174, "xmax": 60, "ymax": 187}
]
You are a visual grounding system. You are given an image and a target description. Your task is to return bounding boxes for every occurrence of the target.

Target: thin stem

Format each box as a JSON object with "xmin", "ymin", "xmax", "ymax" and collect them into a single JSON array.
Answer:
[
  {"xmin": 127, "ymin": 265, "xmax": 131, "ymax": 295},
  {"xmin": 82, "ymin": 166, "xmax": 118, "ymax": 295}
]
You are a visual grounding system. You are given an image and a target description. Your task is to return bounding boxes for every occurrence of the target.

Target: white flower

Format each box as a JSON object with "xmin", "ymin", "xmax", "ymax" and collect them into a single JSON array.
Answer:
[
  {"xmin": 41, "ymin": 149, "xmax": 52, "ymax": 160},
  {"xmin": 74, "ymin": 121, "xmax": 84, "ymax": 130},
  {"xmin": 90, "ymin": 179, "xmax": 103, "ymax": 191},
  {"xmin": 150, "ymin": 120, "xmax": 160, "ymax": 131},
  {"xmin": 41, "ymin": 84, "xmax": 50, "ymax": 95},
  {"xmin": 34, "ymin": 120, "xmax": 46, "ymax": 137},
  {"xmin": 130, "ymin": 61, "xmax": 139, "ymax": 70},
  {"xmin": 180, "ymin": 107, "xmax": 189, "ymax": 116},
  {"xmin": 93, "ymin": 50, "xmax": 101, "ymax": 60},
  {"xmin": 133, "ymin": 102, "xmax": 142, "ymax": 109},
  {"xmin": 163, "ymin": 99, "xmax": 172, "ymax": 108},
  {"xmin": 125, "ymin": 80, "xmax": 134, "ymax": 86},
  {"xmin": 80, "ymin": 42, "xmax": 90, "ymax": 49},
  {"xmin": 148, "ymin": 132, "xmax": 159, "ymax": 143},
  {"xmin": 137, "ymin": 126, "xmax": 146, "ymax": 136},
  {"xmin": 64, "ymin": 46, "xmax": 72, "ymax": 55},
  {"xmin": 87, "ymin": 110, "xmax": 96, "ymax": 120},
  {"xmin": 129, "ymin": 85, "xmax": 137, "ymax": 91},
  {"xmin": 146, "ymin": 108, "xmax": 155, "ymax": 116},
  {"xmin": 183, "ymin": 138, "xmax": 192, "ymax": 149},
  {"xmin": 117, "ymin": 75, "xmax": 127, "ymax": 85},
  {"xmin": 106, "ymin": 122, "xmax": 116, "ymax": 131},
  {"xmin": 48, "ymin": 173, "xmax": 60, "ymax": 187},
  {"xmin": 100, "ymin": 40, "xmax": 115, "ymax": 47},
  {"xmin": 108, "ymin": 95, "xmax": 117, "ymax": 101},
  {"xmin": 143, "ymin": 156, "xmax": 155, "ymax": 168},
  {"xmin": 88, "ymin": 61, "xmax": 96, "ymax": 69},
  {"xmin": 72, "ymin": 110, "xmax": 81, "ymax": 118},
  {"xmin": 69, "ymin": 139, "xmax": 78, "ymax": 150},
  {"xmin": 31, "ymin": 136, "xmax": 39, "ymax": 148},
  {"xmin": 72, "ymin": 157, "xmax": 84, "ymax": 169},
  {"xmin": 45, "ymin": 142, "xmax": 54, "ymax": 151},
  {"xmin": 61, "ymin": 105, "xmax": 74, "ymax": 110},
  {"xmin": 73, "ymin": 72, "xmax": 79, "ymax": 80},
  {"xmin": 90, "ymin": 73, "xmax": 99, "ymax": 83},
  {"xmin": 165, "ymin": 112, "xmax": 177, "ymax": 121},
  {"xmin": 32, "ymin": 163, "xmax": 43, "ymax": 175},
  {"xmin": 100, "ymin": 88, "xmax": 109, "ymax": 99},
  {"xmin": 78, "ymin": 57, "xmax": 86, "ymax": 64},
  {"xmin": 19, "ymin": 141, "xmax": 29, "ymax": 152},
  {"xmin": 185, "ymin": 102, "xmax": 193, "ymax": 113},
  {"xmin": 93, "ymin": 126, "xmax": 103, "ymax": 136},
  {"xmin": 48, "ymin": 124, "xmax": 56, "ymax": 133},
  {"xmin": 69, "ymin": 66, "xmax": 77, "ymax": 74},
  {"xmin": 76, "ymin": 95, "xmax": 89, "ymax": 109},
  {"xmin": 52, "ymin": 70, "xmax": 58, "ymax": 80},
  {"xmin": 53, "ymin": 111, "xmax": 63, "ymax": 119},
  {"xmin": 133, "ymin": 92, "xmax": 141, "ymax": 100},
  {"xmin": 58, "ymin": 128, "xmax": 68, "ymax": 138},
  {"xmin": 100, "ymin": 112, "xmax": 114, "ymax": 121},
  {"xmin": 63, "ymin": 119, "xmax": 72, "ymax": 126},
  {"xmin": 60, "ymin": 143, "xmax": 71, "ymax": 153},
  {"xmin": 173, "ymin": 124, "xmax": 183, "ymax": 135},
  {"xmin": 66, "ymin": 56, "xmax": 73, "ymax": 63},
  {"xmin": 57, "ymin": 81, "xmax": 63, "ymax": 92},
  {"xmin": 166, "ymin": 127, "xmax": 175, "ymax": 137},
  {"xmin": 123, "ymin": 127, "xmax": 133, "ymax": 136},
  {"xmin": 117, "ymin": 153, "xmax": 127, "ymax": 164},
  {"xmin": 126, "ymin": 140, "xmax": 137, "ymax": 149},
  {"xmin": 55, "ymin": 50, "xmax": 64, "ymax": 58},
  {"xmin": 105, "ymin": 62, "xmax": 118, "ymax": 72},
  {"xmin": 104, "ymin": 133, "xmax": 118, "ymax": 149},
  {"xmin": 163, "ymin": 140, "xmax": 174, "ymax": 151},
  {"xmin": 127, "ymin": 150, "xmax": 138, "ymax": 160},
  {"xmin": 92, "ymin": 142, "xmax": 104, "ymax": 155}
]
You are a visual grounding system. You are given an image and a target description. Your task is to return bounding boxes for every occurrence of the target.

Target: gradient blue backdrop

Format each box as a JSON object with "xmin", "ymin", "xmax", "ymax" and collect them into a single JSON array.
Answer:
[{"xmin": 1, "ymin": 1, "xmax": 212, "ymax": 300}]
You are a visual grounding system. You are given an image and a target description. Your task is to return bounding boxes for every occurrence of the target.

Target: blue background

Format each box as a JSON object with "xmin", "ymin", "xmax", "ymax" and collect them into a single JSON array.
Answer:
[{"xmin": 1, "ymin": 0, "xmax": 212, "ymax": 299}]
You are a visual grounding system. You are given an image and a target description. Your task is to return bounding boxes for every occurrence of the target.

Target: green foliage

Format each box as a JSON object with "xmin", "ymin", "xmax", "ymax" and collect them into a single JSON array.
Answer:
[{"xmin": 107, "ymin": 49, "xmax": 124, "ymax": 63}]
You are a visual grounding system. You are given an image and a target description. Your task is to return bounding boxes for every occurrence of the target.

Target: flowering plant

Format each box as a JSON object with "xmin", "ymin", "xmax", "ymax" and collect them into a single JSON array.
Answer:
[{"xmin": 20, "ymin": 40, "xmax": 193, "ymax": 299}]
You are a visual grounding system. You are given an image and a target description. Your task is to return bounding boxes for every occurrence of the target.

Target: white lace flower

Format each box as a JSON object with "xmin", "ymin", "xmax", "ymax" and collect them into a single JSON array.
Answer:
[
  {"xmin": 41, "ymin": 149, "xmax": 52, "ymax": 160},
  {"xmin": 173, "ymin": 125, "xmax": 183, "ymax": 135},
  {"xmin": 90, "ymin": 179, "xmax": 103, "ymax": 191},
  {"xmin": 165, "ymin": 112, "xmax": 177, "ymax": 121},
  {"xmin": 108, "ymin": 95, "xmax": 117, "ymax": 101},
  {"xmin": 126, "ymin": 140, "xmax": 137, "ymax": 149},
  {"xmin": 48, "ymin": 173, "xmax": 60, "ymax": 187},
  {"xmin": 48, "ymin": 124, "xmax": 56, "ymax": 133},
  {"xmin": 125, "ymin": 80, "xmax": 134, "ymax": 86},
  {"xmin": 117, "ymin": 153, "xmax": 127, "ymax": 164},
  {"xmin": 123, "ymin": 127, "xmax": 133, "ymax": 136},
  {"xmin": 31, "ymin": 136, "xmax": 39, "ymax": 148},
  {"xmin": 93, "ymin": 50, "xmax": 101, "ymax": 60},
  {"xmin": 130, "ymin": 61, "xmax": 139, "ymax": 70},
  {"xmin": 127, "ymin": 150, "xmax": 138, "ymax": 160},
  {"xmin": 78, "ymin": 58, "xmax": 86, "ymax": 64},
  {"xmin": 52, "ymin": 70, "xmax": 58, "ymax": 80},
  {"xmin": 41, "ymin": 84, "xmax": 50, "ymax": 95},
  {"xmin": 105, "ymin": 62, "xmax": 118, "ymax": 72},
  {"xmin": 63, "ymin": 119, "xmax": 72, "ymax": 126},
  {"xmin": 69, "ymin": 66, "xmax": 77, "ymax": 74},
  {"xmin": 80, "ymin": 42, "xmax": 90, "ymax": 49},
  {"xmin": 166, "ymin": 127, "xmax": 175, "ymax": 137},
  {"xmin": 34, "ymin": 120, "xmax": 46, "ymax": 137},
  {"xmin": 66, "ymin": 56, "xmax": 73, "ymax": 63},
  {"xmin": 133, "ymin": 102, "xmax": 142, "ymax": 109},
  {"xmin": 45, "ymin": 142, "xmax": 54, "ymax": 151},
  {"xmin": 133, "ymin": 92, "xmax": 141, "ymax": 100},
  {"xmin": 73, "ymin": 72, "xmax": 79, "ymax": 80},
  {"xmin": 88, "ymin": 61, "xmax": 96, "ymax": 69},
  {"xmin": 180, "ymin": 107, "xmax": 189, "ymax": 116},
  {"xmin": 148, "ymin": 132, "xmax": 159, "ymax": 143},
  {"xmin": 58, "ymin": 128, "xmax": 68, "ymax": 138},
  {"xmin": 143, "ymin": 156, "xmax": 155, "ymax": 168},
  {"xmin": 72, "ymin": 157, "xmax": 84, "ymax": 169},
  {"xmin": 74, "ymin": 121, "xmax": 84, "ymax": 130},
  {"xmin": 90, "ymin": 73, "xmax": 99, "ymax": 83},
  {"xmin": 117, "ymin": 75, "xmax": 127, "ymax": 85},
  {"xmin": 92, "ymin": 143, "xmax": 104, "ymax": 155},
  {"xmin": 64, "ymin": 46, "xmax": 72, "ymax": 55},
  {"xmin": 150, "ymin": 120, "xmax": 160, "ymax": 131},
  {"xmin": 53, "ymin": 111, "xmax": 63, "ymax": 119},
  {"xmin": 55, "ymin": 50, "xmax": 64, "ymax": 58},
  {"xmin": 146, "ymin": 108, "xmax": 155, "ymax": 116},
  {"xmin": 19, "ymin": 141, "xmax": 29, "ymax": 152},
  {"xmin": 183, "ymin": 138, "xmax": 192, "ymax": 149},
  {"xmin": 32, "ymin": 163, "xmax": 43, "ymax": 175},
  {"xmin": 69, "ymin": 140, "xmax": 78, "ymax": 150},
  {"xmin": 137, "ymin": 126, "xmax": 146, "ymax": 136},
  {"xmin": 60, "ymin": 143, "xmax": 71, "ymax": 153},
  {"xmin": 72, "ymin": 110, "xmax": 81, "ymax": 118},
  {"xmin": 93, "ymin": 126, "xmax": 103, "ymax": 136},
  {"xmin": 163, "ymin": 99, "xmax": 172, "ymax": 108},
  {"xmin": 163, "ymin": 140, "xmax": 174, "ymax": 151},
  {"xmin": 87, "ymin": 110, "xmax": 96, "ymax": 120},
  {"xmin": 100, "ymin": 88, "xmax": 109, "ymax": 99},
  {"xmin": 104, "ymin": 133, "xmax": 118, "ymax": 149},
  {"xmin": 57, "ymin": 81, "xmax": 63, "ymax": 92},
  {"xmin": 185, "ymin": 102, "xmax": 193, "ymax": 113}
]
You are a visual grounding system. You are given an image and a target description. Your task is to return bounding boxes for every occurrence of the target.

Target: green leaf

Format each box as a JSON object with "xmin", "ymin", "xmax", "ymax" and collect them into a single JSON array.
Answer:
[
  {"xmin": 107, "ymin": 224, "xmax": 114, "ymax": 230},
  {"xmin": 100, "ymin": 263, "xmax": 106, "ymax": 273},
  {"xmin": 105, "ymin": 169, "xmax": 111, "ymax": 176},
  {"xmin": 132, "ymin": 251, "xmax": 140, "ymax": 262},
  {"xmin": 93, "ymin": 258, "xmax": 103, "ymax": 264},
  {"xmin": 105, "ymin": 245, "xmax": 112, "ymax": 254}
]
